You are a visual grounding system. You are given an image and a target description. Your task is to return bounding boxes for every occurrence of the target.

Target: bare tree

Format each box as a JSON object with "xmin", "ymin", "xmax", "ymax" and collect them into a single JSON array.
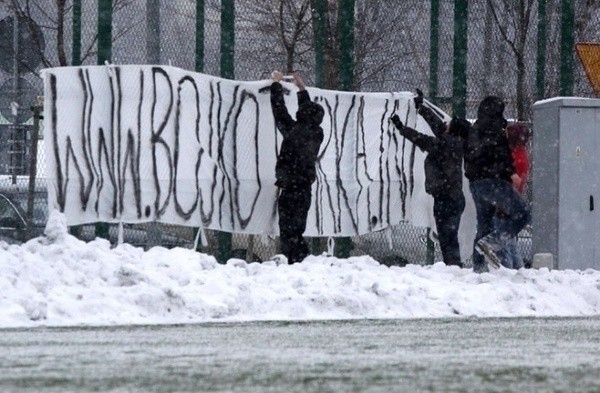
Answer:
[
  {"xmin": 486, "ymin": 0, "xmax": 536, "ymax": 120},
  {"xmin": 5, "ymin": 0, "xmax": 142, "ymax": 72},
  {"xmin": 353, "ymin": 0, "xmax": 429, "ymax": 92},
  {"xmin": 276, "ymin": 0, "xmax": 311, "ymax": 72},
  {"xmin": 235, "ymin": 0, "xmax": 423, "ymax": 91},
  {"xmin": 311, "ymin": 0, "xmax": 339, "ymax": 89},
  {"xmin": 234, "ymin": 0, "xmax": 314, "ymax": 80}
]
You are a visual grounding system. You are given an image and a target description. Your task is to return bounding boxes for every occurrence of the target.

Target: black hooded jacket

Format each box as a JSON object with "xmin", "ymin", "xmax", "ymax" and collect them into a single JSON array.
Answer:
[
  {"xmin": 396, "ymin": 105, "xmax": 464, "ymax": 197},
  {"xmin": 463, "ymin": 96, "xmax": 514, "ymax": 182},
  {"xmin": 270, "ymin": 82, "xmax": 324, "ymax": 188}
]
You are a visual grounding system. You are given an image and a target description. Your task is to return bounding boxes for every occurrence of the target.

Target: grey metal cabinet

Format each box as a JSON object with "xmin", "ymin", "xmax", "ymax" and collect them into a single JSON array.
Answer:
[{"xmin": 532, "ymin": 97, "xmax": 600, "ymax": 270}]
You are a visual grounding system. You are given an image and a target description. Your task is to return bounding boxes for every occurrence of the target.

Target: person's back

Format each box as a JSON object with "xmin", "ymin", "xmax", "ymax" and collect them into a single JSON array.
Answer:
[
  {"xmin": 464, "ymin": 96, "xmax": 514, "ymax": 182},
  {"xmin": 418, "ymin": 107, "xmax": 464, "ymax": 198},
  {"xmin": 273, "ymin": 89, "xmax": 324, "ymax": 188},
  {"xmin": 465, "ymin": 96, "xmax": 531, "ymax": 271},
  {"xmin": 270, "ymin": 71, "xmax": 324, "ymax": 264}
]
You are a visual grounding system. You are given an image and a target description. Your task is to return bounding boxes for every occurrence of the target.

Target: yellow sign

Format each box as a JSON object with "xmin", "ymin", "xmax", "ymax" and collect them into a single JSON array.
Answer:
[{"xmin": 576, "ymin": 43, "xmax": 600, "ymax": 97}]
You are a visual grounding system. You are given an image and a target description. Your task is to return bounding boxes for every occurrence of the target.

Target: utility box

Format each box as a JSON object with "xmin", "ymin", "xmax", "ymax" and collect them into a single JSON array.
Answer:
[{"xmin": 532, "ymin": 97, "xmax": 600, "ymax": 270}]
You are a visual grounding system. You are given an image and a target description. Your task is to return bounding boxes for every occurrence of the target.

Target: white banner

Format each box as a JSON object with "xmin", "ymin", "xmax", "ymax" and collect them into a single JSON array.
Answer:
[{"xmin": 44, "ymin": 65, "xmax": 474, "ymax": 244}]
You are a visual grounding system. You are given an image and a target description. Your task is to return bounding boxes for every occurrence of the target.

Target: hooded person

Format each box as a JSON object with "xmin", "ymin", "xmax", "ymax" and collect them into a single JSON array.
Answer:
[
  {"xmin": 494, "ymin": 123, "xmax": 532, "ymax": 269},
  {"xmin": 462, "ymin": 96, "xmax": 531, "ymax": 272},
  {"xmin": 270, "ymin": 71, "xmax": 324, "ymax": 263},
  {"xmin": 391, "ymin": 89, "xmax": 469, "ymax": 267}
]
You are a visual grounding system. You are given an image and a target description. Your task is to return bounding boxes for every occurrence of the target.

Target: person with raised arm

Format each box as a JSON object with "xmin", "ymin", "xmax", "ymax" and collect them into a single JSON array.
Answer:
[
  {"xmin": 391, "ymin": 89, "xmax": 470, "ymax": 268},
  {"xmin": 270, "ymin": 71, "xmax": 324, "ymax": 264}
]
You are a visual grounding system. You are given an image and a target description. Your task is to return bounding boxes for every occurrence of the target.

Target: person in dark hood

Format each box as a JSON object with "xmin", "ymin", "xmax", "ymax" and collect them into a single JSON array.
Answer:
[
  {"xmin": 391, "ymin": 89, "xmax": 470, "ymax": 267},
  {"xmin": 461, "ymin": 96, "xmax": 531, "ymax": 272},
  {"xmin": 270, "ymin": 70, "xmax": 324, "ymax": 263}
]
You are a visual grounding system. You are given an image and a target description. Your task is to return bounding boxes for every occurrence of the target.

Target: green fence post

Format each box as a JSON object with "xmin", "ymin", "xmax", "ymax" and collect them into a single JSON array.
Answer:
[
  {"xmin": 195, "ymin": 0, "xmax": 205, "ymax": 73},
  {"xmin": 429, "ymin": 0, "xmax": 440, "ymax": 105},
  {"xmin": 97, "ymin": 0, "xmax": 112, "ymax": 65},
  {"xmin": 220, "ymin": 0, "xmax": 235, "ymax": 80},
  {"xmin": 560, "ymin": 0, "xmax": 574, "ymax": 96},
  {"xmin": 146, "ymin": 0, "xmax": 160, "ymax": 64},
  {"xmin": 536, "ymin": 0, "xmax": 547, "ymax": 100},
  {"xmin": 452, "ymin": 0, "xmax": 468, "ymax": 118},
  {"xmin": 217, "ymin": 0, "xmax": 234, "ymax": 263},
  {"xmin": 69, "ymin": 0, "xmax": 83, "ymax": 238},
  {"xmin": 72, "ymin": 0, "xmax": 81, "ymax": 66},
  {"xmin": 338, "ymin": 0, "xmax": 355, "ymax": 92},
  {"xmin": 95, "ymin": 0, "xmax": 112, "ymax": 240},
  {"xmin": 192, "ymin": 0, "xmax": 205, "ymax": 252},
  {"xmin": 312, "ymin": 0, "xmax": 326, "ymax": 89},
  {"xmin": 425, "ymin": 0, "xmax": 442, "ymax": 264},
  {"xmin": 310, "ymin": 0, "xmax": 327, "ymax": 256},
  {"xmin": 449, "ymin": 0, "xmax": 469, "ymax": 265},
  {"xmin": 335, "ymin": 0, "xmax": 355, "ymax": 258}
]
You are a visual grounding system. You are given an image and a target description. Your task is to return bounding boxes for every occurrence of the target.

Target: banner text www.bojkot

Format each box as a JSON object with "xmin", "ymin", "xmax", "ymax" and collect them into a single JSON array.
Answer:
[{"xmin": 44, "ymin": 65, "xmax": 427, "ymax": 236}]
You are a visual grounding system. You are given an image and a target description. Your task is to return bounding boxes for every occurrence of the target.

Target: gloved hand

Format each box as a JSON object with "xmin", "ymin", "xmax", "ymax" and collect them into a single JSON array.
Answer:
[
  {"xmin": 414, "ymin": 88, "xmax": 424, "ymax": 110},
  {"xmin": 448, "ymin": 116, "xmax": 471, "ymax": 138},
  {"xmin": 390, "ymin": 114, "xmax": 404, "ymax": 130}
]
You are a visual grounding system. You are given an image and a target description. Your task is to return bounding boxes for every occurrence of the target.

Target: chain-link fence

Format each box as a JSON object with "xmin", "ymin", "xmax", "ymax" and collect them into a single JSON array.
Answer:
[{"xmin": 1, "ymin": 0, "xmax": 598, "ymax": 265}]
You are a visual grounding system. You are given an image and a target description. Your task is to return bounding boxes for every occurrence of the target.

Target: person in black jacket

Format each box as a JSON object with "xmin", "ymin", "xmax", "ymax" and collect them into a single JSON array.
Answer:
[
  {"xmin": 458, "ymin": 96, "xmax": 531, "ymax": 272},
  {"xmin": 270, "ymin": 70, "xmax": 324, "ymax": 263},
  {"xmin": 391, "ymin": 90, "xmax": 470, "ymax": 267}
]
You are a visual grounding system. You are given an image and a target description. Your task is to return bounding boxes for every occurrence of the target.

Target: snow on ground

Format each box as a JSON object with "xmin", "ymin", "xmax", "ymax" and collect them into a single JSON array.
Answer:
[{"xmin": 0, "ymin": 211, "xmax": 599, "ymax": 328}]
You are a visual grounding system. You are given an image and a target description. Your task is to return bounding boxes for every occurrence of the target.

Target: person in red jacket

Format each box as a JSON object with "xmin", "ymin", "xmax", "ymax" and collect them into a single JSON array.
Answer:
[
  {"xmin": 497, "ymin": 123, "xmax": 531, "ymax": 269},
  {"xmin": 508, "ymin": 124, "xmax": 530, "ymax": 195}
]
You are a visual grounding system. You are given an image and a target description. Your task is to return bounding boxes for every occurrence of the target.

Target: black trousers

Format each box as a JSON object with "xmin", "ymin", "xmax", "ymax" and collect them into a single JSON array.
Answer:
[
  {"xmin": 433, "ymin": 192, "xmax": 466, "ymax": 267},
  {"xmin": 278, "ymin": 184, "xmax": 312, "ymax": 263}
]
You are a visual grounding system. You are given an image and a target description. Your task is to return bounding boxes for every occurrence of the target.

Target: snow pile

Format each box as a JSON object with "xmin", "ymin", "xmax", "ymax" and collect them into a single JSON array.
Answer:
[{"xmin": 0, "ymin": 213, "xmax": 598, "ymax": 328}]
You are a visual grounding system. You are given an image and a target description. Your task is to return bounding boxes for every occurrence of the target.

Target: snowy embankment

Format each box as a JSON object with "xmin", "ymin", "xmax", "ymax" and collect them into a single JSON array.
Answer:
[{"xmin": 0, "ymin": 211, "xmax": 599, "ymax": 328}]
